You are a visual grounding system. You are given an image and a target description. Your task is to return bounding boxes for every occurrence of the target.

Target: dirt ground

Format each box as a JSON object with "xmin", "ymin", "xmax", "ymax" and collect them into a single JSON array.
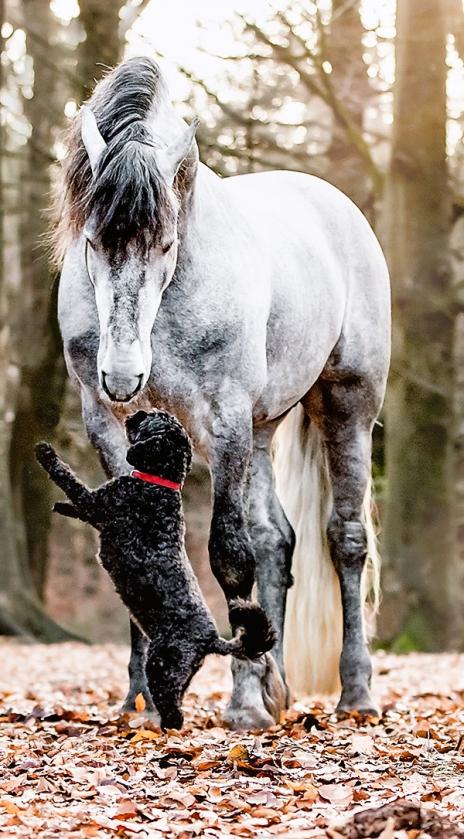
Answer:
[{"xmin": 0, "ymin": 643, "xmax": 463, "ymax": 838}]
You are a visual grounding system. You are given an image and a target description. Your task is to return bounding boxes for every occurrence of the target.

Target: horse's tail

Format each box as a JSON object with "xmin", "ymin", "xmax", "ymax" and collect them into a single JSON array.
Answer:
[{"xmin": 272, "ymin": 404, "xmax": 380, "ymax": 697}]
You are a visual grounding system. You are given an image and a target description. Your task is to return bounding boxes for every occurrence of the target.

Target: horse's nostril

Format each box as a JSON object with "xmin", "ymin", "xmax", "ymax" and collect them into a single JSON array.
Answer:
[
  {"xmin": 101, "ymin": 371, "xmax": 111, "ymax": 399},
  {"xmin": 128, "ymin": 373, "xmax": 144, "ymax": 395},
  {"xmin": 101, "ymin": 371, "xmax": 144, "ymax": 402}
]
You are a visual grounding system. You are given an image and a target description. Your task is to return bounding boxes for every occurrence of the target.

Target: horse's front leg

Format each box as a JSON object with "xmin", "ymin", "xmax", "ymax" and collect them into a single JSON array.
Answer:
[
  {"xmin": 248, "ymin": 427, "xmax": 294, "ymax": 687},
  {"xmin": 207, "ymin": 411, "xmax": 284, "ymax": 730},
  {"xmin": 81, "ymin": 389, "xmax": 155, "ymax": 714}
]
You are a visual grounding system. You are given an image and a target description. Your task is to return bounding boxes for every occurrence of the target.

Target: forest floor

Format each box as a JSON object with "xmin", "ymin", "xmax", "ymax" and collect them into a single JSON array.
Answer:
[{"xmin": 0, "ymin": 644, "xmax": 463, "ymax": 838}]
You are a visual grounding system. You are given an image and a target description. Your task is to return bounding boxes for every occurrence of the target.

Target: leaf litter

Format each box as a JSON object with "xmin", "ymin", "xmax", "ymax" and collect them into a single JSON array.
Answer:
[{"xmin": 0, "ymin": 642, "xmax": 463, "ymax": 837}]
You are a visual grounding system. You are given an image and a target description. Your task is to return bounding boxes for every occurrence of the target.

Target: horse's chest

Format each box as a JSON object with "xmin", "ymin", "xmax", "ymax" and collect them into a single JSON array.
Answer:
[{"xmin": 108, "ymin": 366, "xmax": 214, "ymax": 457}]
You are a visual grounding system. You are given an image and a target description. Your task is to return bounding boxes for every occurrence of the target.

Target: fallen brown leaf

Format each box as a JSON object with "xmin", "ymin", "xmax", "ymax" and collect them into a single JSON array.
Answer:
[
  {"xmin": 227, "ymin": 743, "xmax": 250, "ymax": 765},
  {"xmin": 0, "ymin": 644, "xmax": 463, "ymax": 838},
  {"xmin": 319, "ymin": 783, "xmax": 354, "ymax": 807},
  {"xmin": 129, "ymin": 727, "xmax": 160, "ymax": 744},
  {"xmin": 134, "ymin": 693, "xmax": 146, "ymax": 714}
]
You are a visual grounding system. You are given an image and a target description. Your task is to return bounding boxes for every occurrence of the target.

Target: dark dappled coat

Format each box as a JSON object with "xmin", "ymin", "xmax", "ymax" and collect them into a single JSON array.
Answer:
[{"xmin": 36, "ymin": 410, "xmax": 275, "ymax": 729}]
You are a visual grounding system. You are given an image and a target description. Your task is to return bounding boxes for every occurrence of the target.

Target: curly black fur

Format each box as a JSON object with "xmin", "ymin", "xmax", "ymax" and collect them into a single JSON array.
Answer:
[
  {"xmin": 35, "ymin": 410, "xmax": 275, "ymax": 730},
  {"xmin": 224, "ymin": 599, "xmax": 277, "ymax": 659}
]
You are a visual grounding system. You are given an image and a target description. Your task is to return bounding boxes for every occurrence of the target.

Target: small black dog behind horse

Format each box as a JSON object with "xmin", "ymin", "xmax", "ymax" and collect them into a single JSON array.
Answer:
[{"xmin": 36, "ymin": 410, "xmax": 275, "ymax": 730}]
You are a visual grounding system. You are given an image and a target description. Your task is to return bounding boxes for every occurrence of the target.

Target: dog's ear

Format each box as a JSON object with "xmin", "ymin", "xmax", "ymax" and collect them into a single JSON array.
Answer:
[
  {"xmin": 183, "ymin": 444, "xmax": 193, "ymax": 477},
  {"xmin": 126, "ymin": 438, "xmax": 150, "ymax": 468}
]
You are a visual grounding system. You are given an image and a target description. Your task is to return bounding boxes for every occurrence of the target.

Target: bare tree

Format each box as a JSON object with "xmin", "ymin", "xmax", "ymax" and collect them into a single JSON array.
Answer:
[
  {"xmin": 181, "ymin": 2, "xmax": 382, "ymax": 212},
  {"xmin": 74, "ymin": 0, "xmax": 126, "ymax": 101},
  {"xmin": 382, "ymin": 0, "xmax": 458, "ymax": 649},
  {"xmin": 326, "ymin": 0, "xmax": 375, "ymax": 210},
  {"xmin": 9, "ymin": 0, "xmax": 67, "ymax": 600},
  {"xmin": 1, "ymin": 0, "xmax": 142, "ymax": 637}
]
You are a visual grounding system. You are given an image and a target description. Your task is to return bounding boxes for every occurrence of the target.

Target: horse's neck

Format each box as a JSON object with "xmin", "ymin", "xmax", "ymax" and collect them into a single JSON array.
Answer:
[
  {"xmin": 172, "ymin": 159, "xmax": 215, "ymax": 240},
  {"xmin": 143, "ymin": 86, "xmax": 226, "ymax": 226}
]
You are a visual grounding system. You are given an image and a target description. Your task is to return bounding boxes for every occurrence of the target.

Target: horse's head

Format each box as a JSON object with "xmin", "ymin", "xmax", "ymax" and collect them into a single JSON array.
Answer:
[{"xmin": 80, "ymin": 107, "xmax": 198, "ymax": 403}]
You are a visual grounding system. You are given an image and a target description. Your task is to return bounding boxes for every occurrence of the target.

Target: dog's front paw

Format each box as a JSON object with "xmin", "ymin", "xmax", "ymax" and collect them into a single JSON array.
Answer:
[
  {"xmin": 35, "ymin": 442, "xmax": 56, "ymax": 468},
  {"xmin": 53, "ymin": 501, "xmax": 80, "ymax": 519}
]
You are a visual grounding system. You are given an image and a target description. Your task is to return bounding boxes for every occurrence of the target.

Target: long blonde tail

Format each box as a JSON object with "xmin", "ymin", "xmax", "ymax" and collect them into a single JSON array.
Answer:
[{"xmin": 272, "ymin": 404, "xmax": 380, "ymax": 697}]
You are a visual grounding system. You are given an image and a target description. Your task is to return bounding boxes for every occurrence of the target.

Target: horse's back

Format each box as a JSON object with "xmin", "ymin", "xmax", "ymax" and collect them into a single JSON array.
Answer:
[
  {"xmin": 218, "ymin": 168, "xmax": 390, "ymax": 406},
  {"xmin": 221, "ymin": 169, "xmax": 387, "ymax": 279}
]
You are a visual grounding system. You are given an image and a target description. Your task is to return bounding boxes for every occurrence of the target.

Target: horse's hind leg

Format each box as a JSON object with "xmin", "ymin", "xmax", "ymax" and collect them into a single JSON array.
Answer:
[
  {"xmin": 224, "ymin": 426, "xmax": 293, "ymax": 729},
  {"xmin": 307, "ymin": 376, "xmax": 380, "ymax": 714}
]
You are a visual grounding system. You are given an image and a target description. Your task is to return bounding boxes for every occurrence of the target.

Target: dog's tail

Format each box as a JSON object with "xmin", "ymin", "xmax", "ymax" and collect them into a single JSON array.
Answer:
[{"xmin": 211, "ymin": 600, "xmax": 276, "ymax": 660}]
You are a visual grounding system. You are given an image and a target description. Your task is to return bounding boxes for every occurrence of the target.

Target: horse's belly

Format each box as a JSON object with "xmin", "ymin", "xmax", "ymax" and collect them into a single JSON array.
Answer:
[
  {"xmin": 254, "ymin": 346, "xmax": 332, "ymax": 424},
  {"xmin": 253, "ymin": 266, "xmax": 345, "ymax": 423}
]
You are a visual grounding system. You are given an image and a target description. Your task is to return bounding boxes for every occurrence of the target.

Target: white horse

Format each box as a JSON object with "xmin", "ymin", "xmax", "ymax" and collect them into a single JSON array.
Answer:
[{"xmin": 53, "ymin": 57, "xmax": 390, "ymax": 728}]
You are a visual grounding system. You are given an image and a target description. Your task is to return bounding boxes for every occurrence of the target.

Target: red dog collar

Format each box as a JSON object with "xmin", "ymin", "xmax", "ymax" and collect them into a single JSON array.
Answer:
[{"xmin": 130, "ymin": 470, "xmax": 181, "ymax": 491}]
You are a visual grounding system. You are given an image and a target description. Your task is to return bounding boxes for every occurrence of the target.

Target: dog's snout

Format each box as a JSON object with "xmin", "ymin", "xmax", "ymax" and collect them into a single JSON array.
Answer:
[{"xmin": 125, "ymin": 410, "xmax": 149, "ymax": 442}]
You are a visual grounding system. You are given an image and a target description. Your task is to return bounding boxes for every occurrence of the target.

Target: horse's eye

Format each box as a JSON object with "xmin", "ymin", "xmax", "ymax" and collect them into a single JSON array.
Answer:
[
  {"xmin": 86, "ymin": 237, "xmax": 95, "ymax": 251},
  {"xmin": 161, "ymin": 241, "xmax": 174, "ymax": 255}
]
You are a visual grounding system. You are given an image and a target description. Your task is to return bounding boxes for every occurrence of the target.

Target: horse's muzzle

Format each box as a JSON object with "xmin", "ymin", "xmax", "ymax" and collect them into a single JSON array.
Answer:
[{"xmin": 101, "ymin": 371, "xmax": 144, "ymax": 403}]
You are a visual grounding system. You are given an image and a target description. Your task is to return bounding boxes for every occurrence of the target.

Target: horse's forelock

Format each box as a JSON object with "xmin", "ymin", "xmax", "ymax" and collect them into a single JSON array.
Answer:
[
  {"xmin": 88, "ymin": 124, "xmax": 177, "ymax": 259},
  {"xmin": 51, "ymin": 57, "xmax": 171, "ymax": 265}
]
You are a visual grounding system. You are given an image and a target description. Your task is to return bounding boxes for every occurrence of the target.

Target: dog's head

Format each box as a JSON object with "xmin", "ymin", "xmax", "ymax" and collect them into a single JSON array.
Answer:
[{"xmin": 125, "ymin": 410, "xmax": 192, "ymax": 484}]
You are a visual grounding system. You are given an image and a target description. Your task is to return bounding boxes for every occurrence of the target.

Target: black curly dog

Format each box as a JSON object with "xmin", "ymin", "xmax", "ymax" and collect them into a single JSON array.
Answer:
[{"xmin": 36, "ymin": 410, "xmax": 275, "ymax": 729}]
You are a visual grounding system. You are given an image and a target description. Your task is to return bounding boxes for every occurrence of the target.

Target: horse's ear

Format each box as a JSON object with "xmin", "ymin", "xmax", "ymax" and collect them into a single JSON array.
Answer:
[
  {"xmin": 157, "ymin": 118, "xmax": 199, "ymax": 185},
  {"xmin": 81, "ymin": 106, "xmax": 106, "ymax": 176}
]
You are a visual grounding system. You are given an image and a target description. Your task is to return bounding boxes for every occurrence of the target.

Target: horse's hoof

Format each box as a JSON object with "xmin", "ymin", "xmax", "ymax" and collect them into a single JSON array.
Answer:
[
  {"xmin": 336, "ymin": 690, "xmax": 379, "ymax": 718},
  {"xmin": 223, "ymin": 704, "xmax": 275, "ymax": 731},
  {"xmin": 224, "ymin": 654, "xmax": 287, "ymax": 731}
]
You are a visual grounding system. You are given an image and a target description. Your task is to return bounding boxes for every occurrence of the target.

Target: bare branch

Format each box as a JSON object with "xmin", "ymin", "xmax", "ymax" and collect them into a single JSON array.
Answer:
[
  {"xmin": 444, "ymin": 0, "xmax": 464, "ymax": 61},
  {"xmin": 119, "ymin": 0, "xmax": 151, "ymax": 37},
  {"xmin": 240, "ymin": 18, "xmax": 325, "ymax": 100}
]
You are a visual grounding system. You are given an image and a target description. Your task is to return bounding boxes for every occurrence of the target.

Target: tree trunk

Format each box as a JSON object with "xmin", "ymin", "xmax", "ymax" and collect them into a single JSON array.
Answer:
[
  {"xmin": 75, "ymin": 0, "xmax": 125, "ymax": 101},
  {"xmin": 327, "ymin": 0, "xmax": 374, "ymax": 212},
  {"xmin": 10, "ymin": 0, "xmax": 68, "ymax": 600},
  {"xmin": 0, "ymin": 0, "xmax": 19, "ymax": 631},
  {"xmin": 0, "ymin": 3, "xmax": 80, "ymax": 641},
  {"xmin": 381, "ymin": 0, "xmax": 457, "ymax": 649},
  {"xmin": 8, "ymin": 0, "xmax": 125, "ymax": 618},
  {"xmin": 450, "ymin": 215, "xmax": 464, "ymax": 649}
]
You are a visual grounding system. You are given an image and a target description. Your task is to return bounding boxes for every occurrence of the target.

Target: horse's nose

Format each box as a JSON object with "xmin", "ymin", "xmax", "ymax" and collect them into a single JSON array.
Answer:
[{"xmin": 101, "ymin": 371, "xmax": 143, "ymax": 403}]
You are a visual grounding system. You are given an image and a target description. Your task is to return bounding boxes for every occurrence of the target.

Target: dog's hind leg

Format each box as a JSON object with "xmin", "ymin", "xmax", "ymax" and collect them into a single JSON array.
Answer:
[
  {"xmin": 122, "ymin": 622, "xmax": 157, "ymax": 715},
  {"xmin": 144, "ymin": 643, "xmax": 185, "ymax": 730}
]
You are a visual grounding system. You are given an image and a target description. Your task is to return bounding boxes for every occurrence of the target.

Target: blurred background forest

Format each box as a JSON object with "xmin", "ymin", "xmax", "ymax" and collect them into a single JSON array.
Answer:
[{"xmin": 1, "ymin": 0, "xmax": 464, "ymax": 651}]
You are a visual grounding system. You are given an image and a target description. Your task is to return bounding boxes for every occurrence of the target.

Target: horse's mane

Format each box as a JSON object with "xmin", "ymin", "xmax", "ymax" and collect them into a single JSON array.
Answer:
[{"xmin": 51, "ymin": 57, "xmax": 176, "ymax": 264}]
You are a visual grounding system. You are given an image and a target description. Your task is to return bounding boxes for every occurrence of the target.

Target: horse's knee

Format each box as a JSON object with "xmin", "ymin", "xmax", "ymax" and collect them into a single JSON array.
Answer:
[
  {"xmin": 209, "ymin": 516, "xmax": 256, "ymax": 599},
  {"xmin": 327, "ymin": 514, "xmax": 367, "ymax": 574}
]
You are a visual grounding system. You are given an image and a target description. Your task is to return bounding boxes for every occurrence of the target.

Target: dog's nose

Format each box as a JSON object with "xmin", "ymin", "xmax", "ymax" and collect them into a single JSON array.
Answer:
[{"xmin": 101, "ymin": 371, "xmax": 143, "ymax": 403}]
